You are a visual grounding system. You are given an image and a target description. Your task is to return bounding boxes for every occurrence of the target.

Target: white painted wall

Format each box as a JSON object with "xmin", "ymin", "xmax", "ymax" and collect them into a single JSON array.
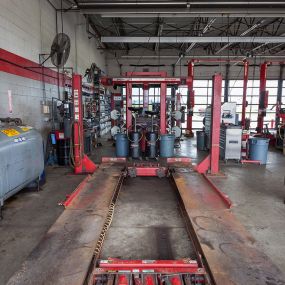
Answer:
[
  {"xmin": 0, "ymin": 0, "xmax": 105, "ymax": 72},
  {"xmin": 0, "ymin": 0, "xmax": 106, "ymax": 138}
]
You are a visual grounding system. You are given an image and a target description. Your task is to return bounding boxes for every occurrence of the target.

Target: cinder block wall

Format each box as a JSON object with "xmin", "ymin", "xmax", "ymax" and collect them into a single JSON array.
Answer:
[{"xmin": 0, "ymin": 0, "xmax": 106, "ymax": 139}]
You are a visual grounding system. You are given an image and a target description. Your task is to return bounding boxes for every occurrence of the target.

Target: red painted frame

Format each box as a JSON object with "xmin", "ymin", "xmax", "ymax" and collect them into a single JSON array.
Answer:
[
  {"xmin": 186, "ymin": 60, "xmax": 195, "ymax": 136},
  {"xmin": 102, "ymin": 72, "xmax": 184, "ymax": 134},
  {"xmin": 0, "ymin": 48, "xmax": 70, "ymax": 86},
  {"xmin": 59, "ymin": 175, "xmax": 91, "ymax": 207},
  {"xmin": 242, "ymin": 60, "xmax": 249, "ymax": 128},
  {"xmin": 72, "ymin": 74, "xmax": 97, "ymax": 174},
  {"xmin": 97, "ymin": 258, "xmax": 203, "ymax": 274},
  {"xmin": 127, "ymin": 164, "xmax": 167, "ymax": 177},
  {"xmin": 196, "ymin": 74, "xmax": 222, "ymax": 175}
]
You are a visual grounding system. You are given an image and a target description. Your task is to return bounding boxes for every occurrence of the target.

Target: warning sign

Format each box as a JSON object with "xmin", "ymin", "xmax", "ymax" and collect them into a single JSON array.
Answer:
[{"xmin": 1, "ymin": 129, "xmax": 20, "ymax": 137}]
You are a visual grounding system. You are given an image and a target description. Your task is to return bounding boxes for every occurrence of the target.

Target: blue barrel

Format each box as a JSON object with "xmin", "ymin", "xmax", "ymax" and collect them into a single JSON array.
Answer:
[
  {"xmin": 248, "ymin": 137, "xmax": 270, "ymax": 164},
  {"xmin": 116, "ymin": 133, "xmax": 129, "ymax": 157},
  {"xmin": 196, "ymin": 131, "xmax": 207, "ymax": 151},
  {"xmin": 160, "ymin": 134, "xmax": 175, "ymax": 157}
]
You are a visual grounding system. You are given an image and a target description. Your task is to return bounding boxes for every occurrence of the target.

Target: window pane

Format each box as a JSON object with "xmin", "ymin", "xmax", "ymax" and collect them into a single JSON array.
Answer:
[{"xmin": 194, "ymin": 80, "xmax": 208, "ymax": 88}]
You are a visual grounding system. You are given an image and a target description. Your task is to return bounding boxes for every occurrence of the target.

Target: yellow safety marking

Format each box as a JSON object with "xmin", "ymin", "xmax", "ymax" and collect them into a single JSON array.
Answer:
[
  {"xmin": 19, "ymin": 126, "xmax": 32, "ymax": 132},
  {"xmin": 1, "ymin": 129, "xmax": 20, "ymax": 137}
]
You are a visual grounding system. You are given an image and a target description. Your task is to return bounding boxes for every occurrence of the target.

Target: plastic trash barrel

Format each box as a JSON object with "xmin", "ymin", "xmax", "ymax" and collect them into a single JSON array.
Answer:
[
  {"xmin": 248, "ymin": 137, "xmax": 270, "ymax": 164},
  {"xmin": 116, "ymin": 133, "xmax": 129, "ymax": 157},
  {"xmin": 160, "ymin": 134, "xmax": 175, "ymax": 157},
  {"xmin": 196, "ymin": 131, "xmax": 207, "ymax": 151}
]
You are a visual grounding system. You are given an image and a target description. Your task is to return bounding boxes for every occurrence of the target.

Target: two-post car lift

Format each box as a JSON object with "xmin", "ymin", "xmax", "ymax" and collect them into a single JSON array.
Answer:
[{"xmin": 6, "ymin": 74, "xmax": 285, "ymax": 285}]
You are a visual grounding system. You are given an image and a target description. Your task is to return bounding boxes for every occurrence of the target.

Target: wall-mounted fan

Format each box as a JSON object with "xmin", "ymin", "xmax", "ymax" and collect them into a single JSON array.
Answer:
[{"xmin": 40, "ymin": 33, "xmax": 71, "ymax": 68}]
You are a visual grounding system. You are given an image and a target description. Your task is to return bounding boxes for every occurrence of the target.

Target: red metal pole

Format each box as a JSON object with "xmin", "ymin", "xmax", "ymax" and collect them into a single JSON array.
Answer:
[
  {"xmin": 186, "ymin": 60, "xmax": 194, "ymax": 137},
  {"xmin": 241, "ymin": 60, "xmax": 249, "ymax": 128},
  {"xmin": 73, "ymin": 75, "xmax": 82, "ymax": 170},
  {"xmin": 210, "ymin": 74, "xmax": 222, "ymax": 174},
  {"xmin": 160, "ymin": 83, "xmax": 167, "ymax": 134},
  {"xmin": 195, "ymin": 73, "xmax": 222, "ymax": 175},
  {"xmin": 257, "ymin": 62, "xmax": 268, "ymax": 133},
  {"xmin": 126, "ymin": 82, "xmax": 132, "ymax": 130},
  {"xmin": 72, "ymin": 74, "xmax": 97, "ymax": 174}
]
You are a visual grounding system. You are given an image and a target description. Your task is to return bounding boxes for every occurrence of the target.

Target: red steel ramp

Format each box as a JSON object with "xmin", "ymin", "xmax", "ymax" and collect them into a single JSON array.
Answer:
[
  {"xmin": 172, "ymin": 170, "xmax": 285, "ymax": 285},
  {"xmin": 7, "ymin": 164, "xmax": 123, "ymax": 285}
]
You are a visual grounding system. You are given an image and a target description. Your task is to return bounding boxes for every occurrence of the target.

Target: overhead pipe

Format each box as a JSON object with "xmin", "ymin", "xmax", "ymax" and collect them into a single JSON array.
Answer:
[
  {"xmin": 77, "ymin": 1, "xmax": 285, "ymax": 6},
  {"xmin": 120, "ymin": 55, "xmax": 285, "ymax": 59},
  {"xmin": 101, "ymin": 36, "xmax": 285, "ymax": 44}
]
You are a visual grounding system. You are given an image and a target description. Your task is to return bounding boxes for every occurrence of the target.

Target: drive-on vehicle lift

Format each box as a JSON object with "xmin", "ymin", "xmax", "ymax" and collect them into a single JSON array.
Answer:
[{"xmin": 7, "ymin": 73, "xmax": 285, "ymax": 285}]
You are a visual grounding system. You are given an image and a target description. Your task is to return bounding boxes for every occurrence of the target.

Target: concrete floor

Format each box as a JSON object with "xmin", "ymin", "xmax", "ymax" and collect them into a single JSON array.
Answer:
[
  {"xmin": 101, "ymin": 176, "xmax": 195, "ymax": 260},
  {"xmin": 0, "ymin": 167, "xmax": 85, "ymax": 285},
  {"xmin": 0, "ymin": 136, "xmax": 285, "ymax": 284}
]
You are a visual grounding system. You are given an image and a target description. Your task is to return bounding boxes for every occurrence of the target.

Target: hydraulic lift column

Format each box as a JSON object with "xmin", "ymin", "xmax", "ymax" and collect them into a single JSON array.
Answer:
[
  {"xmin": 196, "ymin": 73, "xmax": 222, "ymax": 175},
  {"xmin": 257, "ymin": 62, "xmax": 269, "ymax": 133},
  {"xmin": 241, "ymin": 60, "xmax": 249, "ymax": 128},
  {"xmin": 72, "ymin": 74, "xmax": 97, "ymax": 174},
  {"xmin": 186, "ymin": 60, "xmax": 194, "ymax": 137}
]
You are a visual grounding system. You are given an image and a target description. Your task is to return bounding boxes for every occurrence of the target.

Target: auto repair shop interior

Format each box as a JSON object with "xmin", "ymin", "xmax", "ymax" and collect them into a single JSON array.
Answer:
[{"xmin": 1, "ymin": 1, "xmax": 285, "ymax": 285}]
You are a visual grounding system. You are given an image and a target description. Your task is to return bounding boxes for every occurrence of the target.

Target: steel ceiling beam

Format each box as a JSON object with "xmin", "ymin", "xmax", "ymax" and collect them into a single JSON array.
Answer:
[
  {"xmin": 176, "ymin": 18, "xmax": 216, "ymax": 66},
  {"xmin": 77, "ymin": 1, "xmax": 285, "ymax": 6},
  {"xmin": 215, "ymin": 19, "xmax": 265, "ymax": 54},
  {"xmin": 185, "ymin": 18, "xmax": 216, "ymax": 53},
  {"xmin": 101, "ymin": 36, "xmax": 285, "ymax": 43},
  {"xmin": 154, "ymin": 18, "xmax": 163, "ymax": 52},
  {"xmin": 119, "ymin": 55, "xmax": 285, "ymax": 59},
  {"xmin": 76, "ymin": 8, "xmax": 285, "ymax": 18},
  {"xmin": 85, "ymin": 15, "xmax": 107, "ymax": 49}
]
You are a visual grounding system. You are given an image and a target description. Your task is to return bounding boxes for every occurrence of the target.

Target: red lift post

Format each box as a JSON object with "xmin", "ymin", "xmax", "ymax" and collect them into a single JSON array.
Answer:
[
  {"xmin": 186, "ymin": 60, "xmax": 195, "ymax": 137},
  {"xmin": 257, "ymin": 62, "xmax": 269, "ymax": 133},
  {"xmin": 72, "ymin": 74, "xmax": 97, "ymax": 174},
  {"xmin": 196, "ymin": 73, "xmax": 222, "ymax": 175},
  {"xmin": 242, "ymin": 60, "xmax": 249, "ymax": 128}
]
